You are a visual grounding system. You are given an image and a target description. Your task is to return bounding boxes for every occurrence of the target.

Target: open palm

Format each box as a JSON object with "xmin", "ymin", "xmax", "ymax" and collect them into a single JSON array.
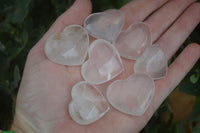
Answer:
[{"xmin": 12, "ymin": 0, "xmax": 200, "ymax": 133}]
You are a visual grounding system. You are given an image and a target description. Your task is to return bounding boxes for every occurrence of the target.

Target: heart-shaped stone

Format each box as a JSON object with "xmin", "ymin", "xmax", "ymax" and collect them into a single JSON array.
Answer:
[
  {"xmin": 134, "ymin": 44, "xmax": 168, "ymax": 80},
  {"xmin": 69, "ymin": 81, "xmax": 110, "ymax": 125},
  {"xmin": 81, "ymin": 39, "xmax": 124, "ymax": 85},
  {"xmin": 45, "ymin": 25, "xmax": 89, "ymax": 65},
  {"xmin": 84, "ymin": 9, "xmax": 124, "ymax": 42},
  {"xmin": 107, "ymin": 73, "xmax": 155, "ymax": 116},
  {"xmin": 114, "ymin": 22, "xmax": 152, "ymax": 60}
]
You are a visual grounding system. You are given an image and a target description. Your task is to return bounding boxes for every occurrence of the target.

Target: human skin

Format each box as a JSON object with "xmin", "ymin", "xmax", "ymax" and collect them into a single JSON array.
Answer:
[{"xmin": 11, "ymin": 0, "xmax": 200, "ymax": 133}]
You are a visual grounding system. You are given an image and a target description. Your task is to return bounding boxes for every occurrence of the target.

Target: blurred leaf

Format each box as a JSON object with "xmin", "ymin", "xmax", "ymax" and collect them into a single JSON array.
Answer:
[
  {"xmin": 92, "ymin": 0, "xmax": 131, "ymax": 11},
  {"xmin": 191, "ymin": 123, "xmax": 200, "ymax": 133},
  {"xmin": 190, "ymin": 74, "xmax": 199, "ymax": 84},
  {"xmin": 0, "ymin": 23, "xmax": 14, "ymax": 35},
  {"xmin": 191, "ymin": 97, "xmax": 200, "ymax": 117},
  {"xmin": 0, "ymin": 41, "xmax": 6, "ymax": 52},
  {"xmin": 0, "ymin": 80, "xmax": 9, "ymax": 89},
  {"xmin": 10, "ymin": 65, "xmax": 20, "ymax": 90},
  {"xmin": 179, "ymin": 60, "xmax": 200, "ymax": 96},
  {"xmin": 51, "ymin": 0, "xmax": 74, "ymax": 16},
  {"xmin": 7, "ymin": 0, "xmax": 31, "ymax": 23},
  {"xmin": 14, "ymin": 29, "xmax": 28, "ymax": 45},
  {"xmin": 9, "ymin": 30, "xmax": 28, "ymax": 60},
  {"xmin": 21, "ymin": 30, "xmax": 28, "ymax": 45},
  {"xmin": 0, "ymin": 0, "xmax": 14, "ymax": 9},
  {"xmin": 14, "ymin": 65, "xmax": 20, "ymax": 83},
  {"xmin": 176, "ymin": 123, "xmax": 186, "ymax": 133},
  {"xmin": 0, "ymin": 88, "xmax": 13, "ymax": 130}
]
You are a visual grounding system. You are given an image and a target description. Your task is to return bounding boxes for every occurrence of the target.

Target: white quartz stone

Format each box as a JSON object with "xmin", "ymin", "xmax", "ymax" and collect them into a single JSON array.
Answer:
[
  {"xmin": 69, "ymin": 81, "xmax": 110, "ymax": 125},
  {"xmin": 81, "ymin": 39, "xmax": 124, "ymax": 85},
  {"xmin": 134, "ymin": 44, "xmax": 168, "ymax": 80},
  {"xmin": 45, "ymin": 25, "xmax": 89, "ymax": 65},
  {"xmin": 84, "ymin": 9, "xmax": 124, "ymax": 42},
  {"xmin": 114, "ymin": 22, "xmax": 152, "ymax": 60},
  {"xmin": 107, "ymin": 73, "xmax": 155, "ymax": 116}
]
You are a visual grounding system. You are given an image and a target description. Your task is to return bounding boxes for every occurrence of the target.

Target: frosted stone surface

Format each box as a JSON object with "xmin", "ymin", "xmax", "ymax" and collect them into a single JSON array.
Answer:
[
  {"xmin": 69, "ymin": 81, "xmax": 110, "ymax": 125},
  {"xmin": 107, "ymin": 73, "xmax": 155, "ymax": 116},
  {"xmin": 84, "ymin": 9, "xmax": 124, "ymax": 42},
  {"xmin": 134, "ymin": 44, "xmax": 168, "ymax": 80},
  {"xmin": 114, "ymin": 22, "xmax": 152, "ymax": 60},
  {"xmin": 45, "ymin": 25, "xmax": 89, "ymax": 65},
  {"xmin": 81, "ymin": 39, "xmax": 124, "ymax": 85}
]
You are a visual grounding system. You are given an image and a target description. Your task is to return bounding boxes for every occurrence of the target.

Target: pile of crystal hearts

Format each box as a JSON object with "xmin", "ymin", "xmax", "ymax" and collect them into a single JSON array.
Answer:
[{"xmin": 45, "ymin": 9, "xmax": 168, "ymax": 125}]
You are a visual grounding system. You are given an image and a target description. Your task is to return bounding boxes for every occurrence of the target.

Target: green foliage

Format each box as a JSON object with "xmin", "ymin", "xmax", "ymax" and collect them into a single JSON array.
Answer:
[
  {"xmin": 190, "ymin": 74, "xmax": 199, "ymax": 84},
  {"xmin": 2, "ymin": 131, "xmax": 15, "ymax": 133},
  {"xmin": 7, "ymin": 0, "xmax": 32, "ymax": 23},
  {"xmin": 179, "ymin": 60, "xmax": 200, "ymax": 96},
  {"xmin": 191, "ymin": 97, "xmax": 200, "ymax": 118},
  {"xmin": 92, "ymin": 0, "xmax": 130, "ymax": 11},
  {"xmin": 51, "ymin": 0, "xmax": 74, "ymax": 15},
  {"xmin": 191, "ymin": 123, "xmax": 200, "ymax": 133},
  {"xmin": 11, "ymin": 65, "xmax": 20, "ymax": 90},
  {"xmin": 0, "ymin": 0, "xmax": 199, "ymax": 132}
]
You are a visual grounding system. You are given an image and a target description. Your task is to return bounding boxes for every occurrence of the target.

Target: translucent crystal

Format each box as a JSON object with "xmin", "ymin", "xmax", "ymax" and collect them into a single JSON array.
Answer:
[
  {"xmin": 114, "ymin": 22, "xmax": 152, "ymax": 60},
  {"xmin": 107, "ymin": 73, "xmax": 155, "ymax": 116},
  {"xmin": 81, "ymin": 39, "xmax": 124, "ymax": 85},
  {"xmin": 134, "ymin": 44, "xmax": 168, "ymax": 80},
  {"xmin": 45, "ymin": 25, "xmax": 89, "ymax": 65},
  {"xmin": 84, "ymin": 9, "xmax": 124, "ymax": 42},
  {"xmin": 69, "ymin": 81, "xmax": 110, "ymax": 125}
]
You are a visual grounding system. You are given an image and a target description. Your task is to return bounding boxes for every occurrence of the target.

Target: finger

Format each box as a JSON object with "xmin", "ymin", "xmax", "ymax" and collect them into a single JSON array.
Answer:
[
  {"xmin": 156, "ymin": 3, "xmax": 200, "ymax": 59},
  {"xmin": 30, "ymin": 0, "xmax": 92, "ymax": 57},
  {"xmin": 120, "ymin": 0, "xmax": 169, "ymax": 29},
  {"xmin": 153, "ymin": 43, "xmax": 200, "ymax": 111},
  {"xmin": 145, "ymin": 0, "xmax": 195, "ymax": 42}
]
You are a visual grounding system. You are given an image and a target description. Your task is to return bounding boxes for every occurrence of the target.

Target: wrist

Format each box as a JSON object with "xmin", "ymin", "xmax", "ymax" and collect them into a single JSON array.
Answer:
[{"xmin": 11, "ymin": 110, "xmax": 37, "ymax": 133}]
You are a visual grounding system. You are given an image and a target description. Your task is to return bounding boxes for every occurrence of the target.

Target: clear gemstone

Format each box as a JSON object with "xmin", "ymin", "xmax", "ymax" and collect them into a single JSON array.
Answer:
[
  {"xmin": 45, "ymin": 25, "xmax": 89, "ymax": 65},
  {"xmin": 84, "ymin": 9, "xmax": 124, "ymax": 42},
  {"xmin": 107, "ymin": 73, "xmax": 155, "ymax": 116},
  {"xmin": 114, "ymin": 22, "xmax": 152, "ymax": 60},
  {"xmin": 134, "ymin": 44, "xmax": 168, "ymax": 80},
  {"xmin": 69, "ymin": 81, "xmax": 109, "ymax": 125},
  {"xmin": 81, "ymin": 39, "xmax": 124, "ymax": 85}
]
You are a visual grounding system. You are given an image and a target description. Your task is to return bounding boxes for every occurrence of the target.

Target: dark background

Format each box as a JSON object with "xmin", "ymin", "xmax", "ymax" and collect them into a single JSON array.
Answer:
[{"xmin": 0, "ymin": 0, "xmax": 200, "ymax": 132}]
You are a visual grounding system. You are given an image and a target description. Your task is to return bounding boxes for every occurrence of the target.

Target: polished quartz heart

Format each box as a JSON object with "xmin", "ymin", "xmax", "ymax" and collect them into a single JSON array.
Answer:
[
  {"xmin": 45, "ymin": 25, "xmax": 89, "ymax": 65},
  {"xmin": 84, "ymin": 9, "xmax": 124, "ymax": 42},
  {"xmin": 134, "ymin": 44, "xmax": 168, "ymax": 80},
  {"xmin": 81, "ymin": 39, "xmax": 124, "ymax": 85},
  {"xmin": 114, "ymin": 22, "xmax": 152, "ymax": 60},
  {"xmin": 107, "ymin": 73, "xmax": 155, "ymax": 116},
  {"xmin": 69, "ymin": 81, "xmax": 110, "ymax": 125}
]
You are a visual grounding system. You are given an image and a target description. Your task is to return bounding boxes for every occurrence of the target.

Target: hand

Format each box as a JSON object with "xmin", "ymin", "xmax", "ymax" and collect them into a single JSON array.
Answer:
[{"xmin": 11, "ymin": 0, "xmax": 200, "ymax": 132}]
